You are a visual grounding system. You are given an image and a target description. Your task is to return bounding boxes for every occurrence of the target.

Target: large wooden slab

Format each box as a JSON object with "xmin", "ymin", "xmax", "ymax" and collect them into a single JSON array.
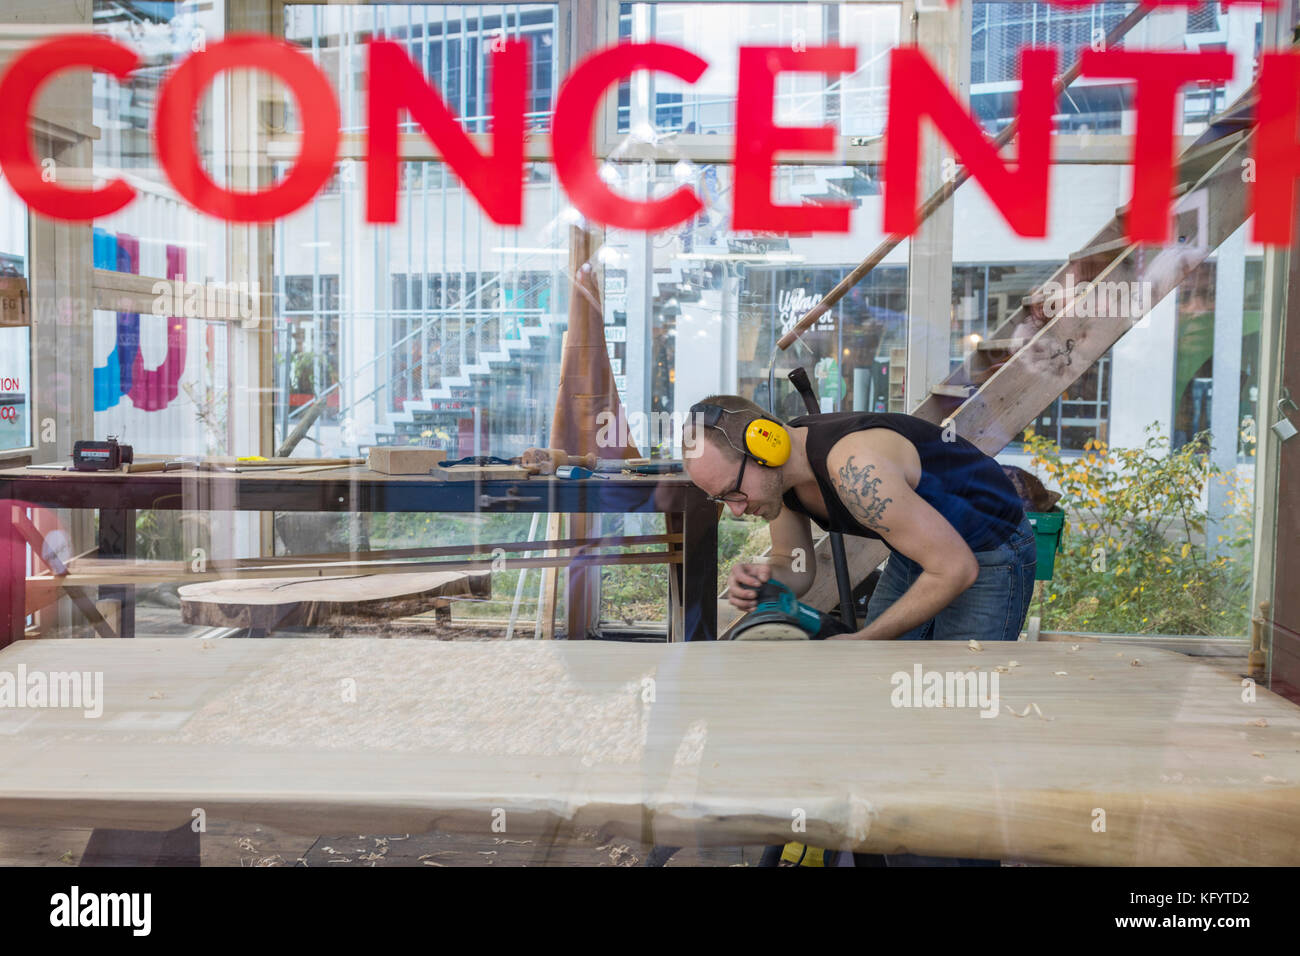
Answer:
[
  {"xmin": 178, "ymin": 570, "xmax": 490, "ymax": 628},
  {"xmin": 0, "ymin": 639, "xmax": 1295, "ymax": 865}
]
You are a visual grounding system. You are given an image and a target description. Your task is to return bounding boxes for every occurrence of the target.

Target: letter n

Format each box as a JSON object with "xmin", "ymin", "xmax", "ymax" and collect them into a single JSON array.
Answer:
[
  {"xmin": 883, "ymin": 47, "xmax": 1055, "ymax": 238},
  {"xmin": 367, "ymin": 39, "xmax": 526, "ymax": 225}
]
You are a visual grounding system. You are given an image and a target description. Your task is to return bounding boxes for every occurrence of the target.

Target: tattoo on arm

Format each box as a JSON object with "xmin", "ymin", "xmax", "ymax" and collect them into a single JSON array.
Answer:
[{"xmin": 836, "ymin": 456, "xmax": 893, "ymax": 533}]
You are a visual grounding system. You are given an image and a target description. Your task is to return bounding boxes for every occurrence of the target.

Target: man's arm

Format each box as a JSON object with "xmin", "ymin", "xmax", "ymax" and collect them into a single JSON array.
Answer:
[
  {"xmin": 766, "ymin": 504, "xmax": 816, "ymax": 597},
  {"xmin": 723, "ymin": 505, "xmax": 815, "ymax": 611},
  {"xmin": 825, "ymin": 435, "xmax": 978, "ymax": 640}
]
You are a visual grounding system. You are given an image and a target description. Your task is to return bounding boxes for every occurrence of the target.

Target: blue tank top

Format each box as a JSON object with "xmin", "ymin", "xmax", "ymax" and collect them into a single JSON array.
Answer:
[{"xmin": 781, "ymin": 412, "xmax": 1024, "ymax": 553}]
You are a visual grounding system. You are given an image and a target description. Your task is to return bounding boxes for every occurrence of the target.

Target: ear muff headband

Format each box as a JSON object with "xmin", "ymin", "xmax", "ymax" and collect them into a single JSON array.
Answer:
[{"xmin": 690, "ymin": 403, "xmax": 791, "ymax": 467}]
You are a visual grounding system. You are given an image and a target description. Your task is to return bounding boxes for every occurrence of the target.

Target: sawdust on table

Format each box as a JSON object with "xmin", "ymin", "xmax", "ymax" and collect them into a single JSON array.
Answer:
[{"xmin": 135, "ymin": 642, "xmax": 687, "ymax": 767}]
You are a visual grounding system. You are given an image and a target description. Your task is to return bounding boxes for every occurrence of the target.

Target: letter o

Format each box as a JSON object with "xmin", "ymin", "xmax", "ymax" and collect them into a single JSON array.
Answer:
[{"xmin": 156, "ymin": 34, "xmax": 340, "ymax": 222}]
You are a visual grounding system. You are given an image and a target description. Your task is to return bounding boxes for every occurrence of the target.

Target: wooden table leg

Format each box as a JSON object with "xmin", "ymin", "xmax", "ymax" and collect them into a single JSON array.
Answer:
[
  {"xmin": 97, "ymin": 507, "xmax": 136, "ymax": 639},
  {"xmin": 1, "ymin": 501, "xmax": 24, "ymax": 648},
  {"xmin": 680, "ymin": 497, "xmax": 718, "ymax": 642},
  {"xmin": 566, "ymin": 513, "xmax": 596, "ymax": 640}
]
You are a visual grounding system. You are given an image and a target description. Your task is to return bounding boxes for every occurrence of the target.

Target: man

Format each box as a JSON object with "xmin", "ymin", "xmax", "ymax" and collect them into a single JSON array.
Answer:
[{"xmin": 683, "ymin": 394, "xmax": 1037, "ymax": 641}]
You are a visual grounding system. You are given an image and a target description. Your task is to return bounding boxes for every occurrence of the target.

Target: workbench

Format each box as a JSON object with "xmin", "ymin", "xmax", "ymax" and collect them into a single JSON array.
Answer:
[
  {"xmin": 0, "ymin": 638, "xmax": 1295, "ymax": 865},
  {"xmin": 0, "ymin": 466, "xmax": 718, "ymax": 644}
]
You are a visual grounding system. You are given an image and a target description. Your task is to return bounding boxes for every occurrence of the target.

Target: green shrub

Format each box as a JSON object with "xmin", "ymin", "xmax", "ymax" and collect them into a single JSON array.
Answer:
[{"xmin": 1023, "ymin": 424, "xmax": 1253, "ymax": 636}]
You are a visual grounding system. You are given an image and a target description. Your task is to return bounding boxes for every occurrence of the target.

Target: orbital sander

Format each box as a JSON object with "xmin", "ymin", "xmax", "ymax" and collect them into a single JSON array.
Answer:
[{"xmin": 730, "ymin": 579, "xmax": 825, "ymax": 641}]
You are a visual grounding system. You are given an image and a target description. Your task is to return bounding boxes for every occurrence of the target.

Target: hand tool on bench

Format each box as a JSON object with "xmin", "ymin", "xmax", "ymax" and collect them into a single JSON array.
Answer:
[{"xmin": 439, "ymin": 450, "xmax": 599, "ymax": 476}]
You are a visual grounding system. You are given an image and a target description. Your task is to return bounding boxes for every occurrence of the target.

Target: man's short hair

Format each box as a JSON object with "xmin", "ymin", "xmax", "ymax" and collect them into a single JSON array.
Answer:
[{"xmin": 685, "ymin": 394, "xmax": 783, "ymax": 463}]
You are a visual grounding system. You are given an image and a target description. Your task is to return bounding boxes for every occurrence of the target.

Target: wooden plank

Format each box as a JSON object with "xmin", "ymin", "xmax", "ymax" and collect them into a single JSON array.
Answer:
[
  {"xmin": 0, "ymin": 639, "xmax": 1297, "ymax": 865},
  {"xmin": 91, "ymin": 272, "xmax": 260, "ymax": 322},
  {"xmin": 429, "ymin": 464, "xmax": 531, "ymax": 482},
  {"xmin": 929, "ymin": 384, "xmax": 973, "ymax": 399}
]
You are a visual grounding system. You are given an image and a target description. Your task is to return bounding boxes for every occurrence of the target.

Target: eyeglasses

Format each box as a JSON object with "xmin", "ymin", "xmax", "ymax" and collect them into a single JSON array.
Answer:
[{"xmin": 706, "ymin": 454, "xmax": 749, "ymax": 504}]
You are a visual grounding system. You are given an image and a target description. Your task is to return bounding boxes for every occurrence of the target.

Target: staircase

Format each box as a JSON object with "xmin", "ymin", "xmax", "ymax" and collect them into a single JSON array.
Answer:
[
  {"xmin": 784, "ymin": 83, "xmax": 1262, "ymax": 617},
  {"xmin": 376, "ymin": 294, "xmax": 565, "ymax": 449},
  {"xmin": 286, "ymin": 271, "xmax": 566, "ymax": 454}
]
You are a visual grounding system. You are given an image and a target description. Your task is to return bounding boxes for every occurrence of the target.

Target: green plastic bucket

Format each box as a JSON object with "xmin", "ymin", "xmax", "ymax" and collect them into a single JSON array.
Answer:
[{"xmin": 1026, "ymin": 509, "xmax": 1065, "ymax": 581}]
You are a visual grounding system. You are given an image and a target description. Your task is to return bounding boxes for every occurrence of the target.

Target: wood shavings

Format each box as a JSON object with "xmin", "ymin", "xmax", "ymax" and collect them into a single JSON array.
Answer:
[
  {"xmin": 1130, "ymin": 659, "xmax": 1143, "ymax": 667},
  {"xmin": 237, "ymin": 837, "xmax": 258, "ymax": 852},
  {"xmin": 1251, "ymin": 751, "xmax": 1265, "ymax": 758},
  {"xmin": 493, "ymin": 838, "xmax": 531, "ymax": 846},
  {"xmin": 607, "ymin": 844, "xmax": 637, "ymax": 866},
  {"xmin": 968, "ymin": 640, "xmax": 983, "ymax": 651},
  {"xmin": 994, "ymin": 665, "xmax": 1010, "ymax": 673},
  {"xmin": 1069, "ymin": 644, "xmax": 1080, "ymax": 652},
  {"xmin": 1008, "ymin": 660, "xmax": 1020, "ymax": 668},
  {"xmin": 1249, "ymin": 719, "xmax": 1269, "ymax": 728},
  {"xmin": 422, "ymin": 860, "xmax": 446, "ymax": 866},
  {"xmin": 1054, "ymin": 671, "xmax": 1068, "ymax": 676},
  {"xmin": 327, "ymin": 857, "xmax": 352, "ymax": 863},
  {"xmin": 148, "ymin": 691, "xmax": 165, "ymax": 700},
  {"xmin": 1005, "ymin": 702, "xmax": 1052, "ymax": 720}
]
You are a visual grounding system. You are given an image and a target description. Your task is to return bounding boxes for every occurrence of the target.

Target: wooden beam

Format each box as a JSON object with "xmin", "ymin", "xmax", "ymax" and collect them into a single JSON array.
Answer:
[
  {"xmin": 92, "ymin": 272, "xmax": 260, "ymax": 322},
  {"xmin": 32, "ymin": 549, "xmax": 681, "ymax": 588}
]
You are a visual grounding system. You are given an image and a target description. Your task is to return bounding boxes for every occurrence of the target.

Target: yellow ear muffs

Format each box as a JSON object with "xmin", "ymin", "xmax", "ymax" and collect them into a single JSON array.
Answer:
[{"xmin": 744, "ymin": 418, "xmax": 791, "ymax": 467}]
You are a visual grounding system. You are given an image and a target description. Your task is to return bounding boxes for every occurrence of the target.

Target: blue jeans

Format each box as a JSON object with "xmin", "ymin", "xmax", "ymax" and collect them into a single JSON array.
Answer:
[{"xmin": 864, "ymin": 514, "xmax": 1037, "ymax": 642}]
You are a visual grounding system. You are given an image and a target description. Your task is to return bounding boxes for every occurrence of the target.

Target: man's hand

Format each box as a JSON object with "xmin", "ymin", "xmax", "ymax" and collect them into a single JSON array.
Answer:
[{"xmin": 725, "ymin": 562, "xmax": 772, "ymax": 611}]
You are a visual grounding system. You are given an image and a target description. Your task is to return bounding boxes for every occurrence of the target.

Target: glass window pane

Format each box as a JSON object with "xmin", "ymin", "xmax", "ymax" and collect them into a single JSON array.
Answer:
[
  {"xmin": 617, "ymin": 2, "xmax": 901, "ymax": 137},
  {"xmin": 285, "ymin": 4, "xmax": 559, "ymax": 135}
]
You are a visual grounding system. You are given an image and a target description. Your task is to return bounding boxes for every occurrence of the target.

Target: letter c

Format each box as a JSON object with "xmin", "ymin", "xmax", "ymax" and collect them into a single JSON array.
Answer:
[{"xmin": 0, "ymin": 36, "xmax": 139, "ymax": 221}]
